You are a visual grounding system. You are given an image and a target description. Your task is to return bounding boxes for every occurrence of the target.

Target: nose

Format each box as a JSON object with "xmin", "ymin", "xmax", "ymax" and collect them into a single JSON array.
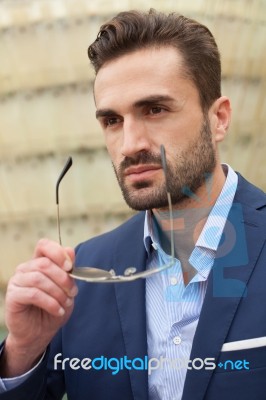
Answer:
[{"xmin": 121, "ymin": 117, "xmax": 151, "ymax": 157}]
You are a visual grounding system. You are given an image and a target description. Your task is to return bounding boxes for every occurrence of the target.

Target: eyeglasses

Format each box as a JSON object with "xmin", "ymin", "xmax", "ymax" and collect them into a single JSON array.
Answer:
[{"xmin": 56, "ymin": 145, "xmax": 174, "ymax": 283}]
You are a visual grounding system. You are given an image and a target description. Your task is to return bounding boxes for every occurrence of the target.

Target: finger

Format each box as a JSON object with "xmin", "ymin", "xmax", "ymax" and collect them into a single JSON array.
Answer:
[
  {"xmin": 16, "ymin": 258, "xmax": 78, "ymax": 298},
  {"xmin": 65, "ymin": 247, "xmax": 75, "ymax": 264},
  {"xmin": 7, "ymin": 284, "xmax": 69, "ymax": 318},
  {"xmin": 33, "ymin": 239, "xmax": 74, "ymax": 272},
  {"xmin": 13, "ymin": 270, "xmax": 75, "ymax": 310}
]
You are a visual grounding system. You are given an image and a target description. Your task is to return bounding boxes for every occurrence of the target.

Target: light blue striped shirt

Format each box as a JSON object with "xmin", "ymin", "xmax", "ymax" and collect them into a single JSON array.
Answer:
[{"xmin": 145, "ymin": 165, "xmax": 238, "ymax": 400}]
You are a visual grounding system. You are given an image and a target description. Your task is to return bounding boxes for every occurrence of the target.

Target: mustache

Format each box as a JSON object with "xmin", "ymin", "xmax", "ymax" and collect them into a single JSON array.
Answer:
[{"xmin": 119, "ymin": 151, "xmax": 162, "ymax": 172}]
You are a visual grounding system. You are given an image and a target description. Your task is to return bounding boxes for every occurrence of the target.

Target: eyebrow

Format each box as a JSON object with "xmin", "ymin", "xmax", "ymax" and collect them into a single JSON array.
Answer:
[
  {"xmin": 95, "ymin": 109, "xmax": 117, "ymax": 119},
  {"xmin": 95, "ymin": 94, "xmax": 175, "ymax": 119}
]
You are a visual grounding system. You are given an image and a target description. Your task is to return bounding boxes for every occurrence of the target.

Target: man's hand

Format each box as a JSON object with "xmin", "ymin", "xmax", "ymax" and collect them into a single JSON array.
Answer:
[{"xmin": 0, "ymin": 238, "xmax": 78, "ymax": 377}]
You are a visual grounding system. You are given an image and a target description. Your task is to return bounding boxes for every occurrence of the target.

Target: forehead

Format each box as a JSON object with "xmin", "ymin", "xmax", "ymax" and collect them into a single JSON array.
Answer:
[{"xmin": 94, "ymin": 46, "xmax": 198, "ymax": 109}]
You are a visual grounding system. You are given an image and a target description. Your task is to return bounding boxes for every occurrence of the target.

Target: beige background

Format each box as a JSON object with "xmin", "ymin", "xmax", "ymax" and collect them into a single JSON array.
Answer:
[{"xmin": 0, "ymin": 0, "xmax": 265, "ymax": 326}]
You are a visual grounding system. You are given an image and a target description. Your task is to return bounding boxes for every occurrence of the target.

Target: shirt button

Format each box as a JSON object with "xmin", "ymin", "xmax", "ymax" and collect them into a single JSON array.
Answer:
[
  {"xmin": 170, "ymin": 277, "xmax": 178, "ymax": 286},
  {"xmin": 173, "ymin": 336, "xmax": 182, "ymax": 345}
]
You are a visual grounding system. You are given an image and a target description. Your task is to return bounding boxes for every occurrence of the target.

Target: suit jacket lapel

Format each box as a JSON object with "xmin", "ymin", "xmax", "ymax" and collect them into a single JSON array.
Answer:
[
  {"xmin": 113, "ymin": 213, "xmax": 149, "ymax": 400},
  {"xmin": 182, "ymin": 177, "xmax": 266, "ymax": 400}
]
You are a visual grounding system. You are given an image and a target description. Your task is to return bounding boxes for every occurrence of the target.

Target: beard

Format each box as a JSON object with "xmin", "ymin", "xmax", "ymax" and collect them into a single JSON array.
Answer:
[{"xmin": 113, "ymin": 116, "xmax": 216, "ymax": 211}]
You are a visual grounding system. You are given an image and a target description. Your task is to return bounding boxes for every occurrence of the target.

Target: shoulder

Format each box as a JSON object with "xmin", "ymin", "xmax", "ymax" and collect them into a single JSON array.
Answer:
[{"xmin": 236, "ymin": 173, "xmax": 266, "ymax": 211}]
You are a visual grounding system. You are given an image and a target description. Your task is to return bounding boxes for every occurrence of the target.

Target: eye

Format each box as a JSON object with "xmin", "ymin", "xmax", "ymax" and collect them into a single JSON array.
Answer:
[
  {"xmin": 149, "ymin": 106, "xmax": 165, "ymax": 115},
  {"xmin": 103, "ymin": 116, "xmax": 121, "ymax": 127}
]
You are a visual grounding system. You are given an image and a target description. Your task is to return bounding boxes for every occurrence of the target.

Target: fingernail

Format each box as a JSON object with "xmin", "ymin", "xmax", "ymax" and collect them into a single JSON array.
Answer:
[
  {"xmin": 58, "ymin": 307, "xmax": 65, "ymax": 316},
  {"xmin": 63, "ymin": 259, "xmax": 73, "ymax": 271},
  {"xmin": 69, "ymin": 285, "xmax": 78, "ymax": 297},
  {"xmin": 65, "ymin": 298, "xmax": 73, "ymax": 307}
]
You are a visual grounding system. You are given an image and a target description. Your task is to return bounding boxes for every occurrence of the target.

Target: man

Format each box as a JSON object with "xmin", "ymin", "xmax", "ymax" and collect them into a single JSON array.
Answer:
[{"xmin": 0, "ymin": 9, "xmax": 266, "ymax": 400}]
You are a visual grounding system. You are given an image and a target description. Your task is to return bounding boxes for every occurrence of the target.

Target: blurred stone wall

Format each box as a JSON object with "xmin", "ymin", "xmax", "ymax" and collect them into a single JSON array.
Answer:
[{"xmin": 0, "ymin": 0, "xmax": 265, "ymax": 326}]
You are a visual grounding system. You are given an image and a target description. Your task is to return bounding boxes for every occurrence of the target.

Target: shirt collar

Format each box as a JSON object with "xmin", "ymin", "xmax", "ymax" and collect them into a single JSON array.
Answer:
[
  {"xmin": 196, "ymin": 164, "xmax": 238, "ymax": 250},
  {"xmin": 144, "ymin": 164, "xmax": 238, "ymax": 254}
]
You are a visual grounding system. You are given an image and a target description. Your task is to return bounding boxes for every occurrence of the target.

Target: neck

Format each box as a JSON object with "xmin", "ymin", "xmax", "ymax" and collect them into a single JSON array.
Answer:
[{"xmin": 152, "ymin": 164, "xmax": 226, "ymax": 284}]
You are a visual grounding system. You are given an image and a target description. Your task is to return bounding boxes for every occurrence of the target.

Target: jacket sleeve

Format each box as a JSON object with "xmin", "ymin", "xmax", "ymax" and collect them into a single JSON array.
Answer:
[
  {"xmin": 0, "ymin": 350, "xmax": 51, "ymax": 400},
  {"xmin": 0, "ymin": 332, "xmax": 65, "ymax": 400}
]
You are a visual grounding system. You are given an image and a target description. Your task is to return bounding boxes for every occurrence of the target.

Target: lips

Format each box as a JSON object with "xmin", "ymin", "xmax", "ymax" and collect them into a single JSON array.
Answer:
[{"xmin": 124, "ymin": 165, "xmax": 161, "ymax": 182}]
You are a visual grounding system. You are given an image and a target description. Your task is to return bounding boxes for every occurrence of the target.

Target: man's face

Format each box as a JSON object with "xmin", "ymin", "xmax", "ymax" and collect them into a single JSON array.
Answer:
[{"xmin": 94, "ymin": 46, "xmax": 218, "ymax": 210}]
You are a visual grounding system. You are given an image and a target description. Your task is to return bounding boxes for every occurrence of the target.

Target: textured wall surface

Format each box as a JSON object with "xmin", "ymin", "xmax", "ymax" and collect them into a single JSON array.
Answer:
[{"xmin": 0, "ymin": 0, "xmax": 265, "ymax": 324}]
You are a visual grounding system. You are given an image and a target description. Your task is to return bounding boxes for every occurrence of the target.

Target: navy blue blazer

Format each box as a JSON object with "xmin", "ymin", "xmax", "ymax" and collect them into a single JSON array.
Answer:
[{"xmin": 1, "ymin": 174, "xmax": 266, "ymax": 400}]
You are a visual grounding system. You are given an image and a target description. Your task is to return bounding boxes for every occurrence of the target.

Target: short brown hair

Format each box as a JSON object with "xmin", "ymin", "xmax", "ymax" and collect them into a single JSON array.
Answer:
[{"xmin": 88, "ymin": 9, "xmax": 221, "ymax": 111}]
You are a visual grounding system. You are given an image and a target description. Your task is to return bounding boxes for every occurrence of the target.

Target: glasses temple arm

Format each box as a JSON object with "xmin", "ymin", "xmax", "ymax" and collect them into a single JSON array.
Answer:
[
  {"xmin": 56, "ymin": 157, "xmax": 73, "ymax": 245},
  {"xmin": 160, "ymin": 145, "xmax": 175, "ymax": 260}
]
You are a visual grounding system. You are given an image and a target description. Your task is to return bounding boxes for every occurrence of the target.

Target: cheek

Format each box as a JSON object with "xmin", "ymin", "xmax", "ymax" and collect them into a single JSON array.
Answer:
[
  {"xmin": 104, "ymin": 133, "xmax": 117, "ymax": 156},
  {"xmin": 166, "ymin": 118, "xmax": 201, "ymax": 146},
  {"xmin": 104, "ymin": 140, "xmax": 121, "ymax": 169}
]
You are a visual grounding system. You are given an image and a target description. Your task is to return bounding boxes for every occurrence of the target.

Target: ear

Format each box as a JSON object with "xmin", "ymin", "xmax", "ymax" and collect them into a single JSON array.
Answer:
[{"xmin": 209, "ymin": 96, "xmax": 231, "ymax": 143}]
